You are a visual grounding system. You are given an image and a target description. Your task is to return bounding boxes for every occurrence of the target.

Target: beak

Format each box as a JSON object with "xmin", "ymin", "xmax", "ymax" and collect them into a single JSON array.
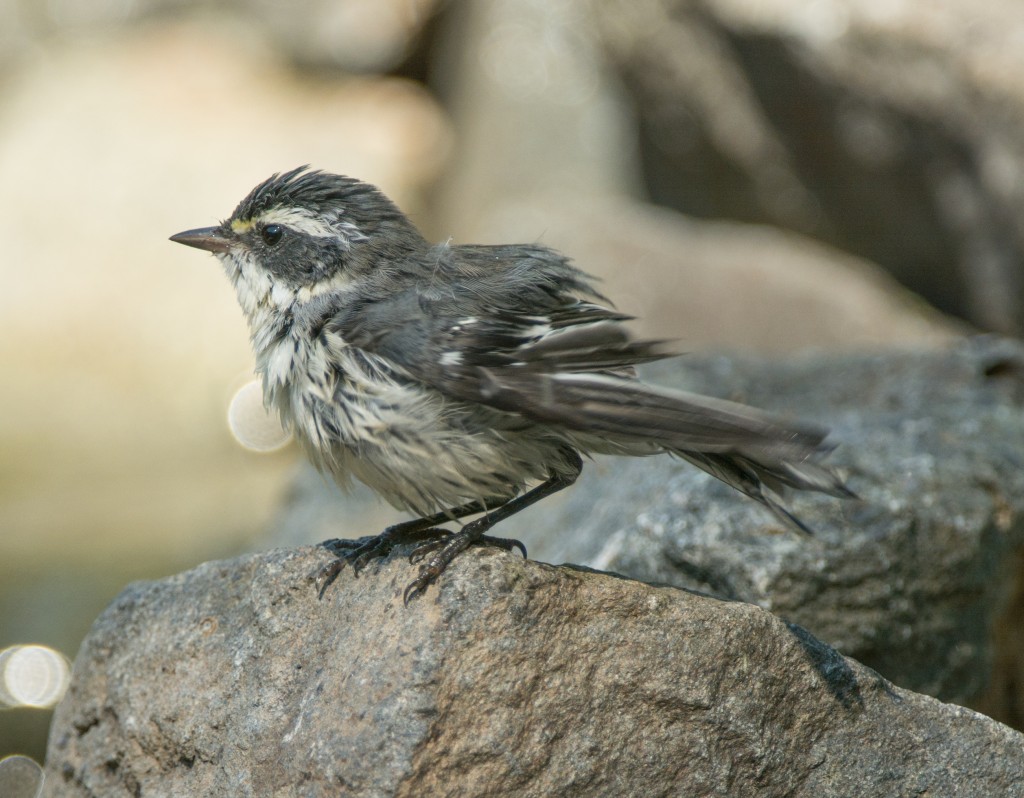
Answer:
[{"xmin": 169, "ymin": 226, "xmax": 233, "ymax": 254}]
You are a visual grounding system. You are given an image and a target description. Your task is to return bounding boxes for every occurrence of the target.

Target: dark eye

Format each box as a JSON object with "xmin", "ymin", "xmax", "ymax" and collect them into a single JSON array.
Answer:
[{"xmin": 261, "ymin": 224, "xmax": 283, "ymax": 246}]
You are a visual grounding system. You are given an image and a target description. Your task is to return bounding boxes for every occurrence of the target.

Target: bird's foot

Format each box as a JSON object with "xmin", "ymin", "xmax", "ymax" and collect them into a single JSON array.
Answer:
[
  {"xmin": 316, "ymin": 520, "xmax": 528, "ymax": 603},
  {"xmin": 408, "ymin": 533, "xmax": 526, "ymax": 564},
  {"xmin": 403, "ymin": 531, "xmax": 527, "ymax": 605},
  {"xmin": 315, "ymin": 526, "xmax": 452, "ymax": 599}
]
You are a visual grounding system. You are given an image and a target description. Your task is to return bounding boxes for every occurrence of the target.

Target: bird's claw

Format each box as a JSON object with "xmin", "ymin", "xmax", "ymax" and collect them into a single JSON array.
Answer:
[
  {"xmin": 331, "ymin": 535, "xmax": 395, "ymax": 572},
  {"xmin": 408, "ymin": 535, "xmax": 453, "ymax": 565},
  {"xmin": 478, "ymin": 534, "xmax": 528, "ymax": 558},
  {"xmin": 317, "ymin": 527, "xmax": 528, "ymax": 603},
  {"xmin": 403, "ymin": 571, "xmax": 435, "ymax": 606},
  {"xmin": 314, "ymin": 535, "xmax": 394, "ymax": 599},
  {"xmin": 401, "ymin": 532, "xmax": 527, "ymax": 604},
  {"xmin": 314, "ymin": 558, "xmax": 345, "ymax": 599},
  {"xmin": 316, "ymin": 527, "xmax": 456, "ymax": 599}
]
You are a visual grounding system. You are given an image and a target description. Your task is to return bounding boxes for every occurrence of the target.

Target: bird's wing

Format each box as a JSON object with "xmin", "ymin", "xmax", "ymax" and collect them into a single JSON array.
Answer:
[
  {"xmin": 336, "ymin": 243, "xmax": 674, "ymax": 382},
  {"xmin": 330, "ymin": 253, "xmax": 851, "ymax": 511}
]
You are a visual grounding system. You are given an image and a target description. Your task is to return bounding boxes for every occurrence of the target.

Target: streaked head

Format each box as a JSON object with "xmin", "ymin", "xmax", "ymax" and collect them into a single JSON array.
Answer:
[{"xmin": 171, "ymin": 167, "xmax": 425, "ymax": 313}]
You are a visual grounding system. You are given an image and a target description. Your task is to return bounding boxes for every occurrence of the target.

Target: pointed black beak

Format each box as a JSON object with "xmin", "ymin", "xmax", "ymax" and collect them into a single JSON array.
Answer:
[{"xmin": 169, "ymin": 226, "xmax": 233, "ymax": 254}]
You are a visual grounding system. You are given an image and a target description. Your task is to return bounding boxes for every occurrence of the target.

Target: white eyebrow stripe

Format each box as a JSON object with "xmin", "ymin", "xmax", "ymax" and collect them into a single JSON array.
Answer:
[{"xmin": 257, "ymin": 207, "xmax": 341, "ymax": 238}]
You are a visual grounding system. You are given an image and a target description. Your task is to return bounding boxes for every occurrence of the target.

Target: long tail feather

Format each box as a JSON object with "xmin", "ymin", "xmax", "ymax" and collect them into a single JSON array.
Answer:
[{"xmin": 477, "ymin": 369, "xmax": 851, "ymax": 527}]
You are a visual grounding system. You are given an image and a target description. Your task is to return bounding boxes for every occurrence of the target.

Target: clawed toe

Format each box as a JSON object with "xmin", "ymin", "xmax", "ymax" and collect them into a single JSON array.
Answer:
[
  {"xmin": 314, "ymin": 557, "xmax": 346, "ymax": 599},
  {"xmin": 315, "ymin": 520, "xmax": 529, "ymax": 603},
  {"xmin": 403, "ymin": 571, "xmax": 435, "ymax": 605},
  {"xmin": 326, "ymin": 536, "xmax": 392, "ymax": 574},
  {"xmin": 321, "ymin": 536, "xmax": 370, "ymax": 554},
  {"xmin": 314, "ymin": 536, "xmax": 392, "ymax": 599},
  {"xmin": 408, "ymin": 533, "xmax": 453, "ymax": 565},
  {"xmin": 478, "ymin": 534, "xmax": 527, "ymax": 558},
  {"xmin": 315, "ymin": 526, "xmax": 455, "ymax": 598}
]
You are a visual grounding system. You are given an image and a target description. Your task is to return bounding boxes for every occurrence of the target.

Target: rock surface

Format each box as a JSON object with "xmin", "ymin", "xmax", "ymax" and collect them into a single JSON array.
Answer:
[
  {"xmin": 44, "ymin": 546, "xmax": 1024, "ymax": 798},
  {"xmin": 510, "ymin": 336, "xmax": 1024, "ymax": 717},
  {"xmin": 270, "ymin": 337, "xmax": 1024, "ymax": 729}
]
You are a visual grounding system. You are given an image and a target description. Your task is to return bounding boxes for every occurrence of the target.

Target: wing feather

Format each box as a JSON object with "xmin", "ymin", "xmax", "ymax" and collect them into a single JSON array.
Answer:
[{"xmin": 328, "ymin": 254, "xmax": 851, "ymax": 528}]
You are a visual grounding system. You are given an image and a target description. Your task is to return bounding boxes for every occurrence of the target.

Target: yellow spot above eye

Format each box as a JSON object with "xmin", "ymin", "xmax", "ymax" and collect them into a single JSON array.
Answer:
[{"xmin": 231, "ymin": 219, "xmax": 254, "ymax": 234}]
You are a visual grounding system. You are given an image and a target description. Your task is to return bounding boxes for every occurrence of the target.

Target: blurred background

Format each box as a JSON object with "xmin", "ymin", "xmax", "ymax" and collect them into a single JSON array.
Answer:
[{"xmin": 1, "ymin": 0, "xmax": 1021, "ymax": 768}]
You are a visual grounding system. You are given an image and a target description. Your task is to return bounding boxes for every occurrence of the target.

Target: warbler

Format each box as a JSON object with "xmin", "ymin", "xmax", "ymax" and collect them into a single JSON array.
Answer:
[{"xmin": 171, "ymin": 167, "xmax": 851, "ymax": 603}]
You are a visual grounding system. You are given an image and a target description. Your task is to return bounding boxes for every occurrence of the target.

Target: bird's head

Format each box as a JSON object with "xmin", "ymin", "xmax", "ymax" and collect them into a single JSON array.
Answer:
[{"xmin": 171, "ymin": 167, "xmax": 425, "ymax": 319}]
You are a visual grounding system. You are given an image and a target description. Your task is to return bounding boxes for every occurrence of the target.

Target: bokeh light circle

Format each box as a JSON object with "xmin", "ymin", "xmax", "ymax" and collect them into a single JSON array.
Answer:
[
  {"xmin": 0, "ymin": 645, "xmax": 71, "ymax": 709},
  {"xmin": 227, "ymin": 380, "xmax": 292, "ymax": 452},
  {"xmin": 0, "ymin": 755, "xmax": 44, "ymax": 798}
]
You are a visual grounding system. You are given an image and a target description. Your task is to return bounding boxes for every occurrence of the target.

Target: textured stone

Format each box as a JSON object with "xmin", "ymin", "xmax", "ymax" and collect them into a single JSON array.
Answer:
[
  {"xmin": 271, "ymin": 338, "xmax": 1024, "ymax": 729},
  {"xmin": 512, "ymin": 337, "xmax": 1024, "ymax": 716},
  {"xmin": 44, "ymin": 547, "xmax": 1024, "ymax": 797}
]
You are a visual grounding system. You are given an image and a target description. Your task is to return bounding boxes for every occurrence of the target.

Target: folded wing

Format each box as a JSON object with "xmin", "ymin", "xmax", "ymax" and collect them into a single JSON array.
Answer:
[{"xmin": 332, "ymin": 281, "xmax": 851, "ymax": 531}]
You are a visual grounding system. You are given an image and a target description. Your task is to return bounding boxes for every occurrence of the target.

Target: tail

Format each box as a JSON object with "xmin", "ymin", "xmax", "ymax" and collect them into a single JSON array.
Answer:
[
  {"xmin": 479, "ymin": 369, "xmax": 853, "ymax": 531},
  {"xmin": 675, "ymin": 449, "xmax": 852, "ymax": 535}
]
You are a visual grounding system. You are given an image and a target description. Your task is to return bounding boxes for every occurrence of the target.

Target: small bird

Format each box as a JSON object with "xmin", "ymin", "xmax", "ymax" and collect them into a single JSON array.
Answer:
[{"xmin": 171, "ymin": 167, "xmax": 851, "ymax": 603}]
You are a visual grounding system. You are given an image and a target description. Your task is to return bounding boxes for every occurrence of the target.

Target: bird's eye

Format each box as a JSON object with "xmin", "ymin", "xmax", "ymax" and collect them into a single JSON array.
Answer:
[{"xmin": 261, "ymin": 224, "xmax": 283, "ymax": 246}]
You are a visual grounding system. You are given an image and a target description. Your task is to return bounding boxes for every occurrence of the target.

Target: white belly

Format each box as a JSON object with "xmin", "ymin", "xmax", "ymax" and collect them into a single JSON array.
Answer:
[{"xmin": 265, "ymin": 333, "xmax": 561, "ymax": 516}]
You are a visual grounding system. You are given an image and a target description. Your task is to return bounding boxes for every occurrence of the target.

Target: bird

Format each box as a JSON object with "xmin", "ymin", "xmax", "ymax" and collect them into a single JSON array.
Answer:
[{"xmin": 170, "ymin": 167, "xmax": 852, "ymax": 603}]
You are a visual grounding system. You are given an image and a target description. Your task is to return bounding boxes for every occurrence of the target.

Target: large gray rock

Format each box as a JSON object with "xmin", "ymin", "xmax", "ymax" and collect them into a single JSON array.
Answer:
[
  {"xmin": 513, "ymin": 337, "xmax": 1024, "ymax": 716},
  {"xmin": 429, "ymin": 0, "xmax": 960, "ymax": 353},
  {"xmin": 505, "ymin": 338, "xmax": 1020, "ymax": 687},
  {"xmin": 269, "ymin": 337, "xmax": 1024, "ymax": 728},
  {"xmin": 44, "ymin": 547, "xmax": 1024, "ymax": 797}
]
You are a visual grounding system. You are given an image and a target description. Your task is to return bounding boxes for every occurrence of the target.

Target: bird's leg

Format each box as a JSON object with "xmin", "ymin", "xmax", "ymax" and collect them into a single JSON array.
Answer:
[
  {"xmin": 316, "ymin": 499, "xmax": 492, "ymax": 598},
  {"xmin": 403, "ymin": 451, "xmax": 583, "ymax": 604}
]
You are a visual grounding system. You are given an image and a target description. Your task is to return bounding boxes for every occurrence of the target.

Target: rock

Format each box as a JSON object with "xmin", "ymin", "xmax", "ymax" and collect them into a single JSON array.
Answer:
[
  {"xmin": 510, "ymin": 336, "xmax": 1024, "ymax": 717},
  {"xmin": 269, "ymin": 337, "xmax": 1024, "ymax": 729},
  {"xmin": 431, "ymin": 0, "xmax": 637, "ymax": 235},
  {"xmin": 428, "ymin": 0, "xmax": 961, "ymax": 350},
  {"xmin": 43, "ymin": 547, "xmax": 1024, "ymax": 797},
  {"xmin": 467, "ymin": 196, "xmax": 963, "ymax": 348},
  {"xmin": 247, "ymin": 0, "xmax": 444, "ymax": 74},
  {"xmin": 591, "ymin": 0, "xmax": 1024, "ymax": 335}
]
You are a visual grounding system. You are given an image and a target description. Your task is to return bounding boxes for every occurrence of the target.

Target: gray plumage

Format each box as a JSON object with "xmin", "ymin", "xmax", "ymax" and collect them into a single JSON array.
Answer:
[{"xmin": 171, "ymin": 167, "xmax": 851, "ymax": 602}]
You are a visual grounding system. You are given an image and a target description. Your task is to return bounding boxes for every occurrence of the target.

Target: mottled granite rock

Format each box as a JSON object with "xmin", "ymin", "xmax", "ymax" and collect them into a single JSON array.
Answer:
[
  {"xmin": 44, "ymin": 546, "xmax": 1024, "ymax": 797},
  {"xmin": 271, "ymin": 338, "xmax": 1024, "ymax": 724}
]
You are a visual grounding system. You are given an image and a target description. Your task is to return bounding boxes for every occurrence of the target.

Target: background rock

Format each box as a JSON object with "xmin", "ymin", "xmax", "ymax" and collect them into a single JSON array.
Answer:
[
  {"xmin": 469, "ymin": 196, "xmax": 963, "ymax": 347},
  {"xmin": 0, "ymin": 0, "xmax": 447, "ymax": 75},
  {"xmin": 431, "ymin": 0, "xmax": 638, "ymax": 236},
  {"xmin": 556, "ymin": 337, "xmax": 1024, "ymax": 717},
  {"xmin": 43, "ymin": 547, "xmax": 1024, "ymax": 797},
  {"xmin": 591, "ymin": 0, "xmax": 1024, "ymax": 335}
]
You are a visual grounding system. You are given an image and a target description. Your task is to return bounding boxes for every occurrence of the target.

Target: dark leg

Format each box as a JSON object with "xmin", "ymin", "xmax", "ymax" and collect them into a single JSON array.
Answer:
[
  {"xmin": 315, "ymin": 498, "xmax": 496, "ymax": 598},
  {"xmin": 402, "ymin": 450, "xmax": 583, "ymax": 604}
]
